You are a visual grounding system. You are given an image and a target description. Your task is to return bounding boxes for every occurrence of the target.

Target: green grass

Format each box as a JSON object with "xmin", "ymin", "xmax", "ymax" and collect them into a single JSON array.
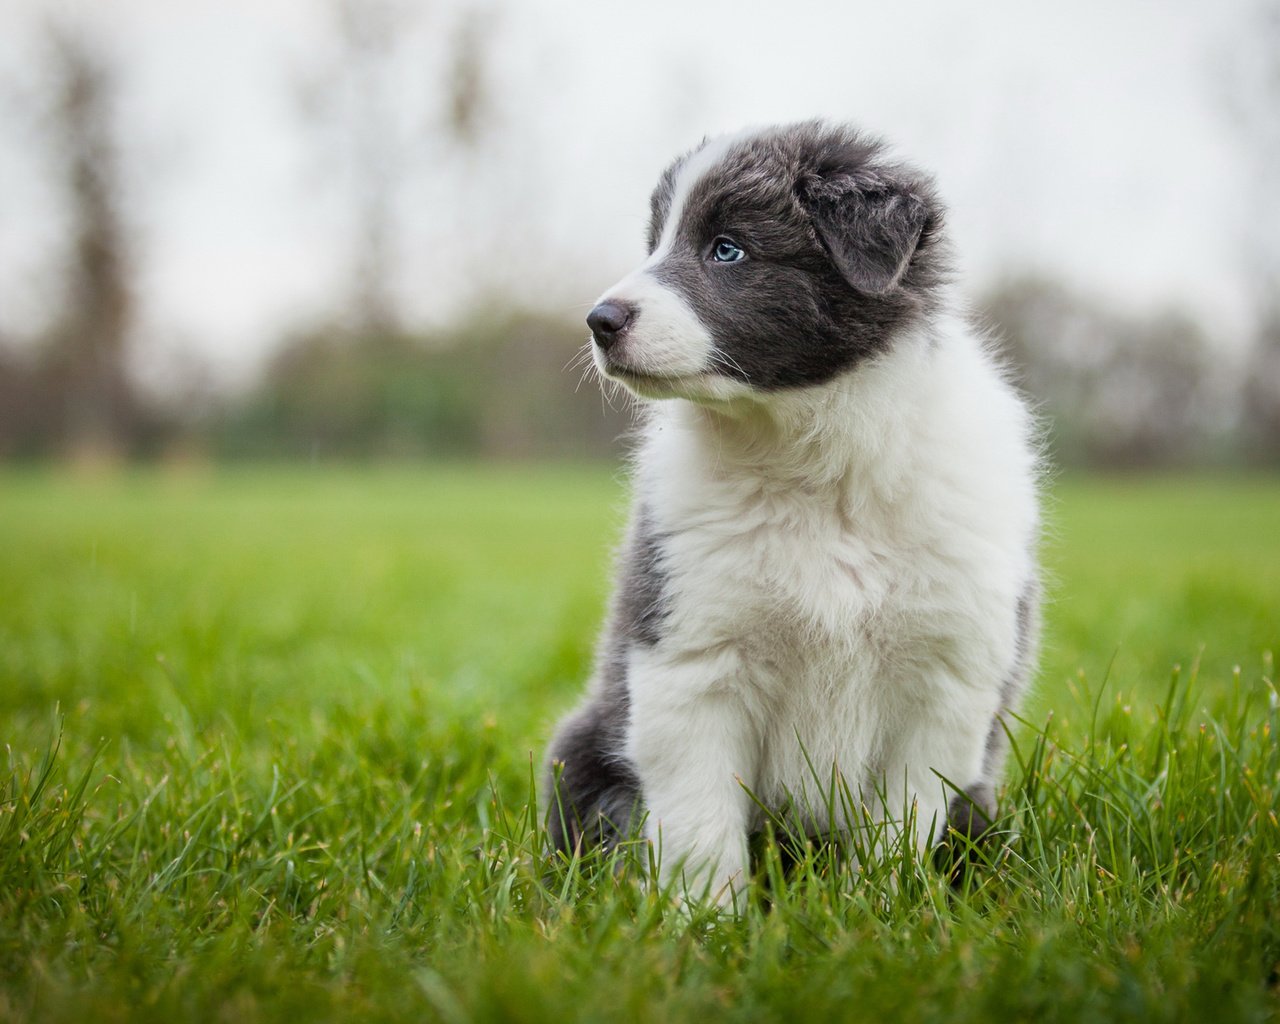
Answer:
[{"xmin": 1, "ymin": 466, "xmax": 1277, "ymax": 1023}]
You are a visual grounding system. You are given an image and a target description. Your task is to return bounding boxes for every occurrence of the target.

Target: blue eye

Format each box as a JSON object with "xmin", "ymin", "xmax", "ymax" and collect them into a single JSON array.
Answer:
[{"xmin": 711, "ymin": 237, "xmax": 745, "ymax": 263}]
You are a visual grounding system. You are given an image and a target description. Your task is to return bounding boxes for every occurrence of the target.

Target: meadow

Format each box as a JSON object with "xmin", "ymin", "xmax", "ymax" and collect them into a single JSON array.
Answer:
[{"xmin": 1, "ymin": 466, "xmax": 1277, "ymax": 1022}]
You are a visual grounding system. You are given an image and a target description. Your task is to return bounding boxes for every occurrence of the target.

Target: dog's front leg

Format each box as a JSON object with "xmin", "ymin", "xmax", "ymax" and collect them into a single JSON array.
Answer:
[{"xmin": 627, "ymin": 651, "xmax": 758, "ymax": 909}]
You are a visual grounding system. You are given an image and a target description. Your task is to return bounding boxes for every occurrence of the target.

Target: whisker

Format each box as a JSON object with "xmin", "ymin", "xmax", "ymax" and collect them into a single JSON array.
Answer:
[
  {"xmin": 562, "ymin": 343, "xmax": 594, "ymax": 373},
  {"xmin": 603, "ymin": 378, "xmax": 627, "ymax": 414},
  {"xmin": 710, "ymin": 349, "xmax": 750, "ymax": 382},
  {"xmin": 574, "ymin": 361, "xmax": 599, "ymax": 394}
]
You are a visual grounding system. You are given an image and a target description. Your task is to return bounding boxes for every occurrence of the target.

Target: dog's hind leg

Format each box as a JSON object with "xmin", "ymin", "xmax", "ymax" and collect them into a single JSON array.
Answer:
[{"xmin": 546, "ymin": 697, "xmax": 642, "ymax": 855}]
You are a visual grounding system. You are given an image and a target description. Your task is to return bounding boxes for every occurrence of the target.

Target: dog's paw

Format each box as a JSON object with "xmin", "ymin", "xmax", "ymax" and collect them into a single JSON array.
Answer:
[
  {"xmin": 708, "ymin": 866, "xmax": 747, "ymax": 913},
  {"xmin": 665, "ymin": 854, "xmax": 748, "ymax": 914}
]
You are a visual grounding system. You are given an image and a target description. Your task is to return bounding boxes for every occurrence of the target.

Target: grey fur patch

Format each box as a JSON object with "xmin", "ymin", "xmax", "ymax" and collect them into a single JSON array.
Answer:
[
  {"xmin": 935, "ymin": 782, "xmax": 997, "ymax": 882},
  {"xmin": 645, "ymin": 121, "xmax": 950, "ymax": 390},
  {"xmin": 945, "ymin": 783, "xmax": 996, "ymax": 841},
  {"xmin": 801, "ymin": 175, "xmax": 928, "ymax": 295},
  {"xmin": 544, "ymin": 511, "xmax": 669, "ymax": 853},
  {"xmin": 936, "ymin": 574, "xmax": 1039, "ymax": 883},
  {"xmin": 545, "ymin": 691, "xmax": 640, "ymax": 853},
  {"xmin": 982, "ymin": 577, "xmax": 1043, "ymax": 777},
  {"xmin": 646, "ymin": 156, "xmax": 684, "ymax": 254},
  {"xmin": 612, "ymin": 510, "xmax": 669, "ymax": 648}
]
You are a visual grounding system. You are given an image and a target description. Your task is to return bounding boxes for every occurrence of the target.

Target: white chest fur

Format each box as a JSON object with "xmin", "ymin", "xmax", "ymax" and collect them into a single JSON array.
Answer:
[{"xmin": 620, "ymin": 318, "xmax": 1039, "ymax": 889}]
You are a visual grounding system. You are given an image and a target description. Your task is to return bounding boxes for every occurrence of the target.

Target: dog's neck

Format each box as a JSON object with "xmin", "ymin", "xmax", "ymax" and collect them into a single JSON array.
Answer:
[{"xmin": 646, "ymin": 322, "xmax": 936, "ymax": 494}]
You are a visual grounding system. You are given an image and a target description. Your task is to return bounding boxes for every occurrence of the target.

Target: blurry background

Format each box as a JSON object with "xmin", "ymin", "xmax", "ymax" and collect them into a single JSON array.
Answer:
[{"xmin": 1, "ymin": 0, "xmax": 1278, "ymax": 468}]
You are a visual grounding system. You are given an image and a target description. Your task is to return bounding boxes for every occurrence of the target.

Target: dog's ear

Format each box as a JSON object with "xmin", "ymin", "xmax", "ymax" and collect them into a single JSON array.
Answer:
[{"xmin": 798, "ymin": 174, "xmax": 928, "ymax": 295}]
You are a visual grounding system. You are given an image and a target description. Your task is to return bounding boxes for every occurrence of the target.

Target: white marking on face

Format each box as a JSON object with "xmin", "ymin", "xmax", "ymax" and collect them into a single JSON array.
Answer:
[
  {"xmin": 593, "ymin": 268, "xmax": 713, "ymax": 381},
  {"xmin": 591, "ymin": 129, "xmax": 765, "ymax": 401},
  {"xmin": 650, "ymin": 128, "xmax": 758, "ymax": 262}
]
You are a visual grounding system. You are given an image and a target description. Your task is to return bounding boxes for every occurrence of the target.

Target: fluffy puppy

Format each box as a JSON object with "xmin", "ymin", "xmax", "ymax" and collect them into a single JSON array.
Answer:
[{"xmin": 547, "ymin": 121, "xmax": 1040, "ymax": 906}]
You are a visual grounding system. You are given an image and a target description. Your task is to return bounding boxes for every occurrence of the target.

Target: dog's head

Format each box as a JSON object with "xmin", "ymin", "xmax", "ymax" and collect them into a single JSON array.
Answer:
[{"xmin": 587, "ymin": 121, "xmax": 948, "ymax": 402}]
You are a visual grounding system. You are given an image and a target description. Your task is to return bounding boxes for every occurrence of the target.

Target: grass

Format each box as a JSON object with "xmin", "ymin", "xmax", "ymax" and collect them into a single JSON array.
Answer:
[{"xmin": 1, "ymin": 465, "xmax": 1277, "ymax": 1022}]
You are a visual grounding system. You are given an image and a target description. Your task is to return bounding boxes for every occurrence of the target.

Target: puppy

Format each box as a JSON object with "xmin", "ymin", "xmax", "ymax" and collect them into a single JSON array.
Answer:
[{"xmin": 547, "ymin": 121, "xmax": 1040, "ymax": 906}]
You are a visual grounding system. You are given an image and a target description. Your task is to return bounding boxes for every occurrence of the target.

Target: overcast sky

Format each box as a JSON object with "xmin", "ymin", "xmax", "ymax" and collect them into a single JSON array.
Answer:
[{"xmin": 0, "ymin": 0, "xmax": 1270, "ymax": 385}]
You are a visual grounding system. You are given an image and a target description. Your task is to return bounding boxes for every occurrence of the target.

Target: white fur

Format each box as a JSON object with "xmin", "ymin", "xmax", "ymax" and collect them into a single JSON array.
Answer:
[
  {"xmin": 592, "ymin": 269, "xmax": 715, "ymax": 383},
  {"xmin": 652, "ymin": 129, "xmax": 758, "ymax": 258},
  {"xmin": 619, "ymin": 311, "xmax": 1039, "ymax": 904}
]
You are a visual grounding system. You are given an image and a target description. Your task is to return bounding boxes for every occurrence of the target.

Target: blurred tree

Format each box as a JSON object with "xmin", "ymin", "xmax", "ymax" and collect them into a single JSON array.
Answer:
[
  {"xmin": 983, "ymin": 276, "xmax": 1220, "ymax": 468},
  {"xmin": 216, "ymin": 311, "xmax": 624, "ymax": 462},
  {"xmin": 444, "ymin": 5, "xmax": 494, "ymax": 151},
  {"xmin": 1223, "ymin": 0, "xmax": 1280, "ymax": 462},
  {"xmin": 331, "ymin": 0, "xmax": 404, "ymax": 334},
  {"xmin": 297, "ymin": 0, "xmax": 497, "ymax": 335},
  {"xmin": 1242, "ymin": 311, "xmax": 1280, "ymax": 463},
  {"xmin": 37, "ymin": 23, "xmax": 139, "ymax": 461},
  {"xmin": 0, "ymin": 343, "xmax": 43, "ymax": 458}
]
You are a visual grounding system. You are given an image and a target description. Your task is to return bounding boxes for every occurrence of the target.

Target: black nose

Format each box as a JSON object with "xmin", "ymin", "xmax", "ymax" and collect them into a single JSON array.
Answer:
[{"xmin": 586, "ymin": 301, "xmax": 634, "ymax": 350}]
